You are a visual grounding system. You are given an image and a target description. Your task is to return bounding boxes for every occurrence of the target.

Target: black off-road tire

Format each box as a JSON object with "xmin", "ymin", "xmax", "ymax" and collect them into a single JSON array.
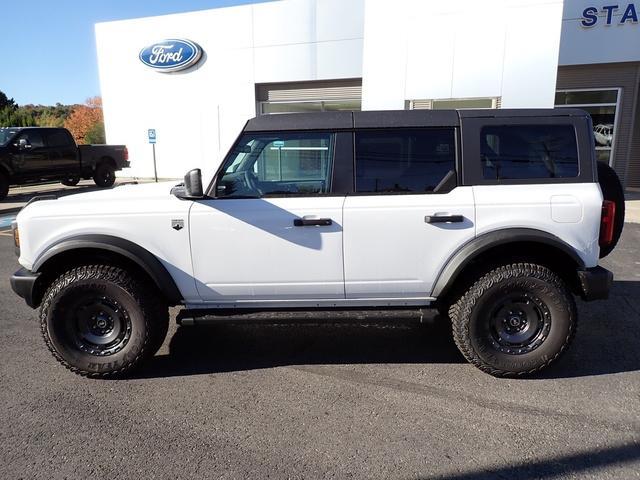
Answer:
[
  {"xmin": 597, "ymin": 162, "xmax": 625, "ymax": 258},
  {"xmin": 40, "ymin": 265, "xmax": 169, "ymax": 378},
  {"xmin": 0, "ymin": 172, "xmax": 9, "ymax": 200},
  {"xmin": 449, "ymin": 263, "xmax": 576, "ymax": 378},
  {"xmin": 93, "ymin": 162, "xmax": 116, "ymax": 188},
  {"xmin": 61, "ymin": 176, "xmax": 80, "ymax": 187}
]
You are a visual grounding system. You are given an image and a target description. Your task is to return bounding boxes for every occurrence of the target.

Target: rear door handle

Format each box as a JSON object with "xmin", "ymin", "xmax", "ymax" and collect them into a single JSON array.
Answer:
[
  {"xmin": 424, "ymin": 214, "xmax": 464, "ymax": 224},
  {"xmin": 294, "ymin": 218, "xmax": 333, "ymax": 227}
]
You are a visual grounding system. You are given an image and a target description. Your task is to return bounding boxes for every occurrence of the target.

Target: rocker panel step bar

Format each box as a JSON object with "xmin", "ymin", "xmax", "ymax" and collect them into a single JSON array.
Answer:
[{"xmin": 176, "ymin": 307, "xmax": 440, "ymax": 326}]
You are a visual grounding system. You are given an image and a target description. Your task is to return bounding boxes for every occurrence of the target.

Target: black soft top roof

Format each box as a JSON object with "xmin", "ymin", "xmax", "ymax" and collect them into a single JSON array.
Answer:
[{"xmin": 244, "ymin": 108, "xmax": 589, "ymax": 132}]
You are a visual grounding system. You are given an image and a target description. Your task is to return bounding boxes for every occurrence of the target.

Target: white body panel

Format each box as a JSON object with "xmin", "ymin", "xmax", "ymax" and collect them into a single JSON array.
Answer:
[
  {"xmin": 473, "ymin": 183, "xmax": 603, "ymax": 268},
  {"xmin": 343, "ymin": 187, "xmax": 476, "ymax": 299},
  {"xmin": 189, "ymin": 197, "xmax": 345, "ymax": 304},
  {"xmin": 16, "ymin": 183, "xmax": 200, "ymax": 303},
  {"xmin": 15, "ymin": 180, "xmax": 604, "ymax": 310}
]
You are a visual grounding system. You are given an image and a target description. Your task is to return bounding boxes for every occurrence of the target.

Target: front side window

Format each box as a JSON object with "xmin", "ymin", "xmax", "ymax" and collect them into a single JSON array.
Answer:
[
  {"xmin": 16, "ymin": 130, "xmax": 45, "ymax": 149},
  {"xmin": 216, "ymin": 132, "xmax": 333, "ymax": 197},
  {"xmin": 355, "ymin": 128, "xmax": 456, "ymax": 193},
  {"xmin": 481, "ymin": 125, "xmax": 579, "ymax": 180}
]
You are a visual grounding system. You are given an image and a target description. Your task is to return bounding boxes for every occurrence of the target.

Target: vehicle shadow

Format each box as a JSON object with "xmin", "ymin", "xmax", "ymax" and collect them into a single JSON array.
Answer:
[
  {"xmin": 537, "ymin": 279, "xmax": 640, "ymax": 379},
  {"xmin": 134, "ymin": 280, "xmax": 640, "ymax": 380},
  {"xmin": 416, "ymin": 442, "xmax": 640, "ymax": 480},
  {"xmin": 135, "ymin": 320, "xmax": 464, "ymax": 379}
]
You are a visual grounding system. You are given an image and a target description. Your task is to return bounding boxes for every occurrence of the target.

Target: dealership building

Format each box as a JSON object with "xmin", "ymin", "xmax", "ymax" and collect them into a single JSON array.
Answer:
[{"xmin": 95, "ymin": 0, "xmax": 640, "ymax": 187}]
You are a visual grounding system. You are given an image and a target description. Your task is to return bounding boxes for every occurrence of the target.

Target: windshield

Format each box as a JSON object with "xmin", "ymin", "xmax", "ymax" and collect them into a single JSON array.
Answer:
[{"xmin": 0, "ymin": 128, "xmax": 20, "ymax": 146}]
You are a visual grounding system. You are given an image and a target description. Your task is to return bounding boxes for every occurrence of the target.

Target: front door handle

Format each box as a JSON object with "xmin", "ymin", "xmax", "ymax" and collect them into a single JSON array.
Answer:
[
  {"xmin": 294, "ymin": 218, "xmax": 333, "ymax": 227},
  {"xmin": 425, "ymin": 214, "xmax": 464, "ymax": 224}
]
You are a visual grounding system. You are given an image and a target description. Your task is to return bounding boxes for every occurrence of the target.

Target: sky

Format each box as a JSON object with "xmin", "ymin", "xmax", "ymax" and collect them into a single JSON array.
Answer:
[{"xmin": 1, "ymin": 0, "xmax": 274, "ymax": 106}]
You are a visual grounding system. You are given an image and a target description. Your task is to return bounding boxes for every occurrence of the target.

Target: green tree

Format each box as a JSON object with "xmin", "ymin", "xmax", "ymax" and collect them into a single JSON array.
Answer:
[
  {"xmin": 84, "ymin": 120, "xmax": 106, "ymax": 144},
  {"xmin": 36, "ymin": 111, "xmax": 65, "ymax": 127},
  {"xmin": 0, "ymin": 90, "xmax": 16, "ymax": 110},
  {"xmin": 0, "ymin": 107, "xmax": 35, "ymax": 127}
]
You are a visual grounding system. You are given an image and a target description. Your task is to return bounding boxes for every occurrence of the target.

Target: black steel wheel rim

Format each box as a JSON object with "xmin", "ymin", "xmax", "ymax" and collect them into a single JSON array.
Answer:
[
  {"xmin": 100, "ymin": 168, "xmax": 114, "ymax": 184},
  {"xmin": 65, "ymin": 294, "xmax": 132, "ymax": 356},
  {"xmin": 486, "ymin": 292, "xmax": 551, "ymax": 355}
]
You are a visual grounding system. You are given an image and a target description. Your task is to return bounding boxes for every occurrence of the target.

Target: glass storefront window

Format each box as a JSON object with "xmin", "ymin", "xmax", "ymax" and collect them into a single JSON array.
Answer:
[{"xmin": 555, "ymin": 89, "xmax": 620, "ymax": 165}]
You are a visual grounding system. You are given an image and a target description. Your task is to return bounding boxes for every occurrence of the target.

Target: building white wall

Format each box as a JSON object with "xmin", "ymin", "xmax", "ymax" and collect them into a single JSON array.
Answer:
[
  {"xmin": 96, "ymin": 0, "xmax": 364, "ymax": 180},
  {"xmin": 96, "ymin": 0, "xmax": 566, "ymax": 179},
  {"xmin": 361, "ymin": 0, "xmax": 564, "ymax": 110},
  {"xmin": 559, "ymin": 1, "xmax": 640, "ymax": 66}
]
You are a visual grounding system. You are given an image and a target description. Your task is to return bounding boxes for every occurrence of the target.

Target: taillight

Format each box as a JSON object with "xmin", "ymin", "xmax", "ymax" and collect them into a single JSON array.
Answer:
[
  {"xmin": 599, "ymin": 200, "xmax": 616, "ymax": 247},
  {"xmin": 124, "ymin": 146, "xmax": 129, "ymax": 161}
]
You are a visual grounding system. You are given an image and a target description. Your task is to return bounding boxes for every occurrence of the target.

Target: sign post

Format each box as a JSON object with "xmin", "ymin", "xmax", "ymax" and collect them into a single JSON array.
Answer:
[{"xmin": 148, "ymin": 129, "xmax": 157, "ymax": 182}]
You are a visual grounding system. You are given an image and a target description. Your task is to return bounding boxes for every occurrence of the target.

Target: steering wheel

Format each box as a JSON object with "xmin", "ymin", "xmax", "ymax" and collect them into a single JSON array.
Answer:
[{"xmin": 243, "ymin": 169, "xmax": 263, "ymax": 196}]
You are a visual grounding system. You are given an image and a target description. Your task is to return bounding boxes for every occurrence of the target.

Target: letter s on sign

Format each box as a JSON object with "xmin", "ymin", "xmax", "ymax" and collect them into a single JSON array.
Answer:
[{"xmin": 581, "ymin": 6, "xmax": 598, "ymax": 27}]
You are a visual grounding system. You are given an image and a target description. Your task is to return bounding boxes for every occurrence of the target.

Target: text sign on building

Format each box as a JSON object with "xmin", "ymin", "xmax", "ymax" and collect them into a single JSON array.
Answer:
[
  {"xmin": 139, "ymin": 39, "xmax": 202, "ymax": 72},
  {"xmin": 148, "ymin": 129, "xmax": 156, "ymax": 144},
  {"xmin": 581, "ymin": 3, "xmax": 638, "ymax": 26}
]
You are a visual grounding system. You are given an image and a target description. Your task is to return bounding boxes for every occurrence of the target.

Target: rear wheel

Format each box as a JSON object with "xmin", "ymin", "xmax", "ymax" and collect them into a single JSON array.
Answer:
[
  {"xmin": 449, "ymin": 263, "xmax": 576, "ymax": 377},
  {"xmin": 93, "ymin": 162, "xmax": 116, "ymax": 188},
  {"xmin": 0, "ymin": 172, "xmax": 9, "ymax": 200},
  {"xmin": 40, "ymin": 265, "xmax": 169, "ymax": 378},
  {"xmin": 597, "ymin": 162, "xmax": 625, "ymax": 258},
  {"xmin": 61, "ymin": 176, "xmax": 80, "ymax": 187}
]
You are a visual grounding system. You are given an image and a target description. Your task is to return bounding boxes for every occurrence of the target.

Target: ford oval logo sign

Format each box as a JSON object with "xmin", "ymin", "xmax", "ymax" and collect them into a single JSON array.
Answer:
[{"xmin": 139, "ymin": 39, "xmax": 202, "ymax": 72}]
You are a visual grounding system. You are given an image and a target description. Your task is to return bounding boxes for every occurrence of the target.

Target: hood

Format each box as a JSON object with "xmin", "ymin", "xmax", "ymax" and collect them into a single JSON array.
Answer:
[
  {"xmin": 54, "ymin": 181, "xmax": 179, "ymax": 203},
  {"xmin": 17, "ymin": 180, "xmax": 191, "ymax": 222}
]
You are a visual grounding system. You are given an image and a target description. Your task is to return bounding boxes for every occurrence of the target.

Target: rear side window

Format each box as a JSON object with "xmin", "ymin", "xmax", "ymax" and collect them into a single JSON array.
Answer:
[
  {"xmin": 355, "ymin": 128, "xmax": 455, "ymax": 193},
  {"xmin": 481, "ymin": 125, "xmax": 578, "ymax": 180},
  {"xmin": 46, "ymin": 130, "xmax": 72, "ymax": 148}
]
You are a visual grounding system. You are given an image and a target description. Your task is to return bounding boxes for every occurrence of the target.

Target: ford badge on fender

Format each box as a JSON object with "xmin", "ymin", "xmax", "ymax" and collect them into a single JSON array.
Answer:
[{"xmin": 139, "ymin": 39, "xmax": 202, "ymax": 72}]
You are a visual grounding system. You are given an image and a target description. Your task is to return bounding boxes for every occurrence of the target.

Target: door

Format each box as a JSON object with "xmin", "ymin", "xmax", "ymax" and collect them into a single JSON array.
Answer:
[
  {"xmin": 10, "ymin": 129, "xmax": 49, "ymax": 177},
  {"xmin": 343, "ymin": 127, "xmax": 476, "ymax": 300},
  {"xmin": 44, "ymin": 129, "xmax": 78, "ymax": 172},
  {"xmin": 190, "ymin": 130, "xmax": 345, "ymax": 304}
]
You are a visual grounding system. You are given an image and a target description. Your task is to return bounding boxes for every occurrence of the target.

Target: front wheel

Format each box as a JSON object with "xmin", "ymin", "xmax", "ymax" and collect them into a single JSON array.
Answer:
[
  {"xmin": 449, "ymin": 263, "xmax": 576, "ymax": 377},
  {"xmin": 40, "ymin": 265, "xmax": 169, "ymax": 377},
  {"xmin": 61, "ymin": 176, "xmax": 80, "ymax": 187},
  {"xmin": 93, "ymin": 163, "xmax": 116, "ymax": 188}
]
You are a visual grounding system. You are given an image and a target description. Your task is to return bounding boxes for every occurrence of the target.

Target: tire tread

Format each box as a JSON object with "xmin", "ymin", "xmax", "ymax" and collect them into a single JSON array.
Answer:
[{"xmin": 449, "ymin": 262, "xmax": 577, "ymax": 378}]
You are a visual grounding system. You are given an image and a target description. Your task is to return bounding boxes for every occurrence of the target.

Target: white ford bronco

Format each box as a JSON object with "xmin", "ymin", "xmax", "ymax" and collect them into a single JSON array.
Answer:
[{"xmin": 10, "ymin": 109, "xmax": 624, "ymax": 378}]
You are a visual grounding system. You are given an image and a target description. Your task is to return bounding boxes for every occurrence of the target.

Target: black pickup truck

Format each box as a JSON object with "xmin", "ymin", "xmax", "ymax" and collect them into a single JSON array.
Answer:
[{"xmin": 0, "ymin": 127, "xmax": 129, "ymax": 200}]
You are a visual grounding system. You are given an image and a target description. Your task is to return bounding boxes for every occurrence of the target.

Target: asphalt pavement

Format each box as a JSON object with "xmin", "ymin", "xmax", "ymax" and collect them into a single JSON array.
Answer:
[{"xmin": 0, "ymin": 223, "xmax": 639, "ymax": 479}]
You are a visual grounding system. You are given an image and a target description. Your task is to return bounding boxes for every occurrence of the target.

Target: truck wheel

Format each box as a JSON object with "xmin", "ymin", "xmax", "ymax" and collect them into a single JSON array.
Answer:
[
  {"xmin": 93, "ymin": 163, "xmax": 116, "ymax": 188},
  {"xmin": 40, "ymin": 265, "xmax": 169, "ymax": 378},
  {"xmin": 0, "ymin": 172, "xmax": 8, "ymax": 200},
  {"xmin": 597, "ymin": 162, "xmax": 625, "ymax": 258},
  {"xmin": 61, "ymin": 176, "xmax": 80, "ymax": 187},
  {"xmin": 449, "ymin": 263, "xmax": 576, "ymax": 377}
]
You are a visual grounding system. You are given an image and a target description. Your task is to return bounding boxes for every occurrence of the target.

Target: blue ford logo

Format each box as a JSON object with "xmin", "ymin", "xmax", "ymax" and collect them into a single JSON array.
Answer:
[{"xmin": 139, "ymin": 39, "xmax": 202, "ymax": 72}]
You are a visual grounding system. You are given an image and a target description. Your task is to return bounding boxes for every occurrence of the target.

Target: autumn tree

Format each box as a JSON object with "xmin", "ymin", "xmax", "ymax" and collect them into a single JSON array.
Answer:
[{"xmin": 64, "ymin": 96, "xmax": 104, "ymax": 144}]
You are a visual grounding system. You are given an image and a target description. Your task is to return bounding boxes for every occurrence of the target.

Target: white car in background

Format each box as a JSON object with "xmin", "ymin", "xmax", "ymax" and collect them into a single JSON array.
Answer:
[{"xmin": 594, "ymin": 123, "xmax": 613, "ymax": 147}]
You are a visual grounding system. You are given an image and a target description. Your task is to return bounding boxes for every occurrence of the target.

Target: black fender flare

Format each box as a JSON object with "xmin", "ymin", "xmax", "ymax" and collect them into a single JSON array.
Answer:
[
  {"xmin": 33, "ymin": 234, "xmax": 183, "ymax": 305},
  {"xmin": 430, "ymin": 228, "xmax": 585, "ymax": 298}
]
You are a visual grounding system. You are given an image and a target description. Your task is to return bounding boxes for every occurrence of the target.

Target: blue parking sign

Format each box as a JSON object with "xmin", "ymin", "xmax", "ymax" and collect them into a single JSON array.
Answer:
[{"xmin": 148, "ymin": 129, "xmax": 156, "ymax": 144}]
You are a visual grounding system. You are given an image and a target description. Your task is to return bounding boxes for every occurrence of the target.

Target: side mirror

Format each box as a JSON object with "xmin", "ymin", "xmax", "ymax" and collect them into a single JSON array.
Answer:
[
  {"xmin": 184, "ymin": 168, "xmax": 203, "ymax": 198},
  {"xmin": 16, "ymin": 138, "xmax": 31, "ymax": 150}
]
